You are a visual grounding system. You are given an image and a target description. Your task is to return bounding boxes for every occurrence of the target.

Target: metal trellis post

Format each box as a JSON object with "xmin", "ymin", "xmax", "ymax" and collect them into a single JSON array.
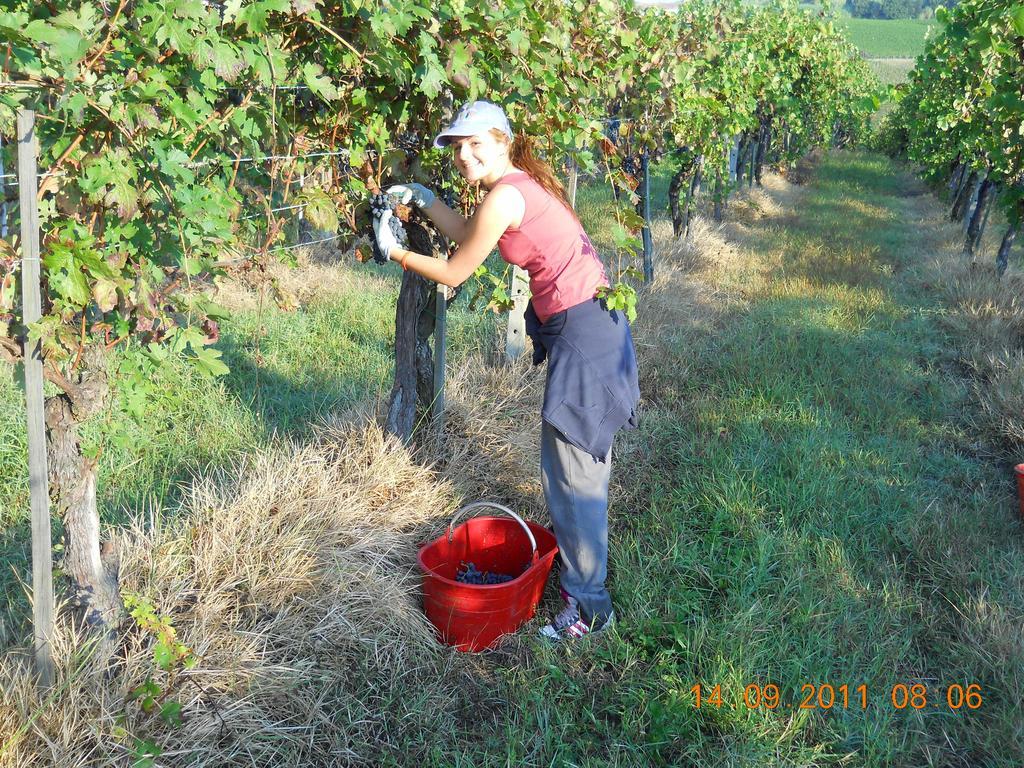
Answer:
[
  {"xmin": 505, "ymin": 265, "xmax": 529, "ymax": 360},
  {"xmin": 566, "ymin": 155, "xmax": 579, "ymax": 209},
  {"xmin": 17, "ymin": 109, "xmax": 54, "ymax": 690},
  {"xmin": 1, "ymin": 133, "xmax": 9, "ymax": 238}
]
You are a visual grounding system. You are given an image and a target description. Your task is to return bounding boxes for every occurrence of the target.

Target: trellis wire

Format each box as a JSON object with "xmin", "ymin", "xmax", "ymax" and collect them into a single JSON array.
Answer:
[
  {"xmin": 0, "ymin": 170, "xmax": 66, "ymax": 185},
  {"xmin": 268, "ymin": 232, "xmax": 344, "ymax": 252},
  {"xmin": 242, "ymin": 202, "xmax": 308, "ymax": 221},
  {"xmin": 189, "ymin": 148, "xmax": 353, "ymax": 169}
]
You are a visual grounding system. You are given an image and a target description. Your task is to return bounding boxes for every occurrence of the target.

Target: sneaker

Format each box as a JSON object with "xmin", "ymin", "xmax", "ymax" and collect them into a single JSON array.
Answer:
[{"xmin": 539, "ymin": 591, "xmax": 615, "ymax": 641}]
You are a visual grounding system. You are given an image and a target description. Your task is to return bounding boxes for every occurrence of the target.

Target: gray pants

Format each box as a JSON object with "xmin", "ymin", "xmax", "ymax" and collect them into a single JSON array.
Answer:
[{"xmin": 540, "ymin": 420, "xmax": 614, "ymax": 626}]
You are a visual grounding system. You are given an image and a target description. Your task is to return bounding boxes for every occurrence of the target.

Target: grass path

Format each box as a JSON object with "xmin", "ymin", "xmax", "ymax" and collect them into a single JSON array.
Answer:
[{"xmin": 474, "ymin": 152, "xmax": 1024, "ymax": 767}]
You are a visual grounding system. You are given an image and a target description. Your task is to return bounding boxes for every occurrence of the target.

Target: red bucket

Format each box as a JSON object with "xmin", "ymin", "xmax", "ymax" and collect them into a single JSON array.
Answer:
[{"xmin": 417, "ymin": 501, "xmax": 558, "ymax": 652}]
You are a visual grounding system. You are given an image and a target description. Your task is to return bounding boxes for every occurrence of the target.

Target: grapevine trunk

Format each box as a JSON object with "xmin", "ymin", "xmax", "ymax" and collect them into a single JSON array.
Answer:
[
  {"xmin": 43, "ymin": 360, "xmax": 122, "ymax": 635},
  {"xmin": 951, "ymin": 170, "xmax": 979, "ymax": 222},
  {"xmin": 964, "ymin": 178, "xmax": 996, "ymax": 261},
  {"xmin": 996, "ymin": 221, "xmax": 1020, "ymax": 276}
]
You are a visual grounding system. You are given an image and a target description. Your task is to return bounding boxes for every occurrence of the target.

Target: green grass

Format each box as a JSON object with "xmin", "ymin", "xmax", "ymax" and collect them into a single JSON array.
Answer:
[
  {"xmin": 839, "ymin": 18, "xmax": 936, "ymax": 59},
  {"xmin": 867, "ymin": 57, "xmax": 916, "ymax": 86}
]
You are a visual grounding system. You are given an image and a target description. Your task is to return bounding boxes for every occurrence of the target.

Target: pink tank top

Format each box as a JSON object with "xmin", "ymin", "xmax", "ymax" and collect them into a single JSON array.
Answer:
[{"xmin": 494, "ymin": 172, "xmax": 608, "ymax": 323}]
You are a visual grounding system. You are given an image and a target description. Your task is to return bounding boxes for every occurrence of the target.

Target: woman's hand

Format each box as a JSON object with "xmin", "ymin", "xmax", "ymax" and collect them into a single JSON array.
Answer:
[
  {"xmin": 377, "ymin": 184, "xmax": 522, "ymax": 287},
  {"xmin": 387, "ymin": 183, "xmax": 436, "ymax": 209}
]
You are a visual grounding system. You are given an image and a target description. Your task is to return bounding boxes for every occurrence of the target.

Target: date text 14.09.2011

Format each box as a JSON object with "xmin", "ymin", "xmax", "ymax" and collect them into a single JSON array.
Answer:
[{"xmin": 690, "ymin": 683, "xmax": 983, "ymax": 711}]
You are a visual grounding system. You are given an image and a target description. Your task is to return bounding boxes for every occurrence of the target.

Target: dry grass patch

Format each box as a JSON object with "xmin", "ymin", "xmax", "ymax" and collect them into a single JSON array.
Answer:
[
  {"xmin": 972, "ymin": 351, "xmax": 1024, "ymax": 450},
  {"xmin": 419, "ymin": 357, "xmax": 546, "ymax": 518},
  {"xmin": 944, "ymin": 266, "xmax": 1024, "ymax": 356},
  {"xmin": 902, "ymin": 179, "xmax": 1024, "ymax": 455},
  {"xmin": 0, "ymin": 420, "xmax": 502, "ymax": 767}
]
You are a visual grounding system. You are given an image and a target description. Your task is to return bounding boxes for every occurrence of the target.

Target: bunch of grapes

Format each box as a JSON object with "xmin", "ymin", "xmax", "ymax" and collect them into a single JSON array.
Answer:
[
  {"xmin": 395, "ymin": 131, "xmax": 420, "ymax": 153},
  {"xmin": 455, "ymin": 561, "xmax": 514, "ymax": 585},
  {"xmin": 369, "ymin": 192, "xmax": 409, "ymax": 264},
  {"xmin": 370, "ymin": 191, "xmax": 399, "ymax": 217}
]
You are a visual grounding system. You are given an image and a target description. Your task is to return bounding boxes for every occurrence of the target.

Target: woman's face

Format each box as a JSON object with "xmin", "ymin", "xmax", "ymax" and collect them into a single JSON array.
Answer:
[{"xmin": 449, "ymin": 131, "xmax": 509, "ymax": 184}]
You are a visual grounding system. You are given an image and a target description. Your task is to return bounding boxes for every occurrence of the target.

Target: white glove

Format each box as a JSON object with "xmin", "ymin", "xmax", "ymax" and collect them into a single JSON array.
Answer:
[
  {"xmin": 387, "ymin": 183, "xmax": 436, "ymax": 209},
  {"xmin": 373, "ymin": 209, "xmax": 401, "ymax": 262}
]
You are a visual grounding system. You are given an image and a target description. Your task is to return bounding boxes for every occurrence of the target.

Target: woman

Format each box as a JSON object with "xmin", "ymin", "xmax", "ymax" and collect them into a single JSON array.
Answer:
[{"xmin": 373, "ymin": 100, "xmax": 640, "ymax": 642}]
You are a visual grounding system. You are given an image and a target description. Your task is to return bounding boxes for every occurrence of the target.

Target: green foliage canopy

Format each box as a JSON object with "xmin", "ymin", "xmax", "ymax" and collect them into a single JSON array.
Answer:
[{"xmin": 0, "ymin": 0, "xmax": 877, "ymax": 391}]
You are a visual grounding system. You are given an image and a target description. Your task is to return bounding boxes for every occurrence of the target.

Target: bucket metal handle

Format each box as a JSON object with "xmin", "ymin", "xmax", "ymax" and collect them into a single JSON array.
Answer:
[{"xmin": 447, "ymin": 501, "xmax": 539, "ymax": 563}]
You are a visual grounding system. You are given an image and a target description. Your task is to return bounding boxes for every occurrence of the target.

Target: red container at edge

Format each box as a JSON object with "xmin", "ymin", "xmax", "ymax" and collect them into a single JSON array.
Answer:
[{"xmin": 1015, "ymin": 464, "xmax": 1024, "ymax": 520}]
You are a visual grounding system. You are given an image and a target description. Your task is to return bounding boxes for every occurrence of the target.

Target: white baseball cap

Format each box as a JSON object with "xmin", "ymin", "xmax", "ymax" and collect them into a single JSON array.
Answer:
[{"xmin": 433, "ymin": 100, "xmax": 513, "ymax": 148}]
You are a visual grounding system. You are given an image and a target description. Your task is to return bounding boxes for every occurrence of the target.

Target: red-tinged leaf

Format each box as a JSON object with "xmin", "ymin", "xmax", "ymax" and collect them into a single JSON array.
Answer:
[{"xmin": 92, "ymin": 279, "xmax": 118, "ymax": 313}]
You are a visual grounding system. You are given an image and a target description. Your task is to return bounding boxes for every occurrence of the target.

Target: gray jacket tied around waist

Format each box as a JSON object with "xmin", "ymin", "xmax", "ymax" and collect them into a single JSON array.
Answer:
[{"xmin": 525, "ymin": 297, "xmax": 641, "ymax": 461}]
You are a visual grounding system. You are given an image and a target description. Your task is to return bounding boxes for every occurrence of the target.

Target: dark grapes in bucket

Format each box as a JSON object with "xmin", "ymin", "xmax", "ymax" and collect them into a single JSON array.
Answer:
[{"xmin": 456, "ymin": 561, "xmax": 514, "ymax": 585}]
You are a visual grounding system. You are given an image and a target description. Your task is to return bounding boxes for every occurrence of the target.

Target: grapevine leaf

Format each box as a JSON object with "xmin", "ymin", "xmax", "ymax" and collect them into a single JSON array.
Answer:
[
  {"xmin": 507, "ymin": 29, "xmax": 529, "ymax": 55},
  {"xmin": 211, "ymin": 40, "xmax": 246, "ymax": 82},
  {"xmin": 159, "ymin": 700, "xmax": 184, "ymax": 727},
  {"xmin": 80, "ymin": 149, "xmax": 139, "ymax": 220},
  {"xmin": 417, "ymin": 61, "xmax": 448, "ymax": 99},
  {"xmin": 192, "ymin": 298, "xmax": 232, "ymax": 320},
  {"xmin": 1011, "ymin": 6, "xmax": 1024, "ymax": 36},
  {"xmin": 300, "ymin": 190, "xmax": 339, "ymax": 232},
  {"xmin": 302, "ymin": 62, "xmax": 339, "ymax": 101},
  {"xmin": 221, "ymin": 0, "xmax": 244, "ymax": 23},
  {"xmin": 42, "ymin": 243, "xmax": 90, "ymax": 306},
  {"xmin": 191, "ymin": 347, "xmax": 230, "ymax": 377},
  {"xmin": 153, "ymin": 641, "xmax": 174, "ymax": 671},
  {"xmin": 23, "ymin": 18, "xmax": 91, "ymax": 68}
]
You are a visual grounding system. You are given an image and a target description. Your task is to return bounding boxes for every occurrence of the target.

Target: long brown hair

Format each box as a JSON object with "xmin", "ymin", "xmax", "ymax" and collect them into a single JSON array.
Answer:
[{"xmin": 490, "ymin": 128, "xmax": 577, "ymax": 218}]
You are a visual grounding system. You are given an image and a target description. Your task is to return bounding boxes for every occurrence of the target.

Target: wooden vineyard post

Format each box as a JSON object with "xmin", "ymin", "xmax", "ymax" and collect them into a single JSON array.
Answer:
[
  {"xmin": 962, "ymin": 173, "xmax": 985, "ymax": 232},
  {"xmin": 684, "ymin": 154, "xmax": 703, "ymax": 241},
  {"xmin": 747, "ymin": 135, "xmax": 758, "ymax": 189},
  {"xmin": 713, "ymin": 168, "xmax": 723, "ymax": 223},
  {"xmin": 951, "ymin": 169, "xmax": 978, "ymax": 222},
  {"xmin": 977, "ymin": 189, "xmax": 995, "ymax": 257},
  {"xmin": 640, "ymin": 151, "xmax": 653, "ymax": 282},
  {"xmin": 17, "ymin": 109, "xmax": 55, "ymax": 690},
  {"xmin": 964, "ymin": 179, "xmax": 996, "ymax": 261},
  {"xmin": 996, "ymin": 220, "xmax": 1019, "ymax": 276}
]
